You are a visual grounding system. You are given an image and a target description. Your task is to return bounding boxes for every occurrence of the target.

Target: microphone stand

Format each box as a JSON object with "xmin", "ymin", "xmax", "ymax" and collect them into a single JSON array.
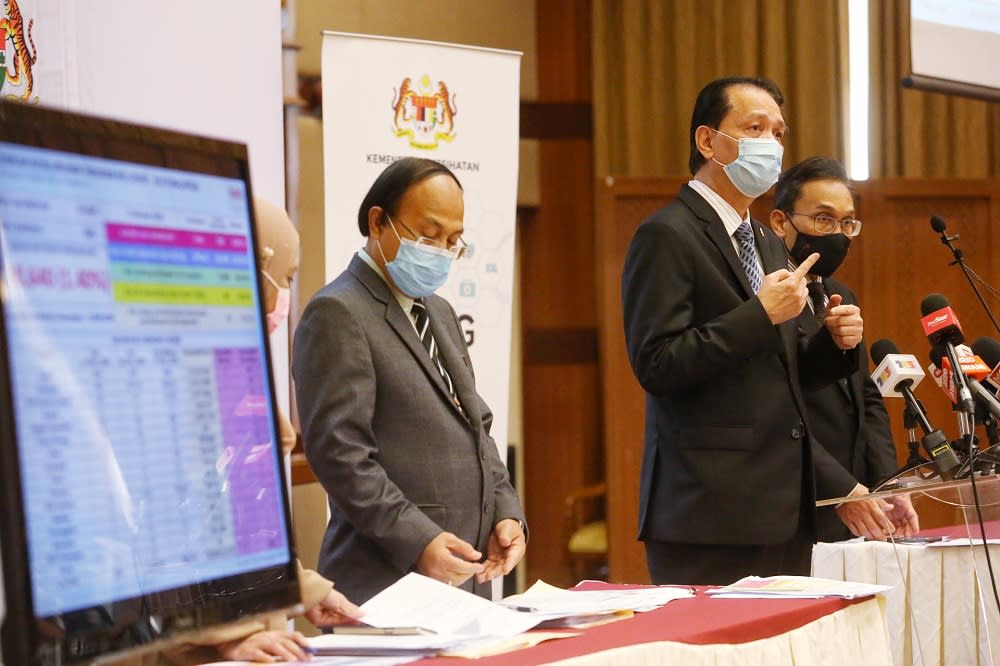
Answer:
[
  {"xmin": 943, "ymin": 341, "xmax": 977, "ymax": 418},
  {"xmin": 876, "ymin": 401, "xmax": 937, "ymax": 488},
  {"xmin": 936, "ymin": 224, "xmax": 1000, "ymax": 337},
  {"xmin": 952, "ymin": 432, "xmax": 980, "ymax": 479},
  {"xmin": 974, "ymin": 411, "xmax": 1000, "ymax": 470}
]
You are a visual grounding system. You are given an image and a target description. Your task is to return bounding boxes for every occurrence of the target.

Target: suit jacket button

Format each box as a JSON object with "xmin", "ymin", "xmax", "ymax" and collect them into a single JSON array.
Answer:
[{"xmin": 791, "ymin": 425, "xmax": 804, "ymax": 440}]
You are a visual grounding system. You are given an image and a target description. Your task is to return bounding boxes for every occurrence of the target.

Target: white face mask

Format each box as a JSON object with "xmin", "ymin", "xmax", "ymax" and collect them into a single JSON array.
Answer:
[
  {"xmin": 710, "ymin": 128, "xmax": 784, "ymax": 198},
  {"xmin": 377, "ymin": 215, "xmax": 456, "ymax": 297},
  {"xmin": 260, "ymin": 269, "xmax": 290, "ymax": 334}
]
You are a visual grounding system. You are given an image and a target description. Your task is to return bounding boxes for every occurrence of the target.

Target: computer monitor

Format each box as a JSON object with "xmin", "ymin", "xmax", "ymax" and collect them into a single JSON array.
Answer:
[{"xmin": 0, "ymin": 101, "xmax": 300, "ymax": 665}]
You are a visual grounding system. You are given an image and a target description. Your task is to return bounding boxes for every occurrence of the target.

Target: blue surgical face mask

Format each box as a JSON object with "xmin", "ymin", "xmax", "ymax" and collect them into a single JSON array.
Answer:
[
  {"xmin": 377, "ymin": 216, "xmax": 455, "ymax": 297},
  {"xmin": 710, "ymin": 128, "xmax": 784, "ymax": 198}
]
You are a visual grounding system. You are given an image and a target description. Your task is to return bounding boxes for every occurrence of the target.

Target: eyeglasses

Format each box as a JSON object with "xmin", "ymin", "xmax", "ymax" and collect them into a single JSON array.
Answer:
[
  {"xmin": 786, "ymin": 212, "xmax": 862, "ymax": 237},
  {"xmin": 387, "ymin": 214, "xmax": 469, "ymax": 259}
]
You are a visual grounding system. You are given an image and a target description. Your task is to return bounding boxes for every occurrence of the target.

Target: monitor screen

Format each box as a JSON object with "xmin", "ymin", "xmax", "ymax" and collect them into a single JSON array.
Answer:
[{"xmin": 0, "ymin": 102, "xmax": 299, "ymax": 665}]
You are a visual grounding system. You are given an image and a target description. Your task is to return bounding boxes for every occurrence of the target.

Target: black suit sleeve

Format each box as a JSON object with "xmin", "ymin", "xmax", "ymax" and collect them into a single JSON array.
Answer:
[
  {"xmin": 622, "ymin": 218, "xmax": 782, "ymax": 396},
  {"xmin": 799, "ymin": 326, "xmax": 859, "ymax": 389},
  {"xmin": 796, "ymin": 280, "xmax": 867, "ymax": 500}
]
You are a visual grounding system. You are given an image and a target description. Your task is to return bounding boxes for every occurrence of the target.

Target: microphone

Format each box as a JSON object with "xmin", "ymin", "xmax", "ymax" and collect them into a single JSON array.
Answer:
[
  {"xmin": 871, "ymin": 342, "xmax": 925, "ymax": 398},
  {"xmin": 972, "ymin": 338, "xmax": 1000, "ymax": 453},
  {"xmin": 930, "ymin": 215, "xmax": 962, "ymax": 247},
  {"xmin": 928, "ymin": 216, "xmax": 1000, "ymax": 340},
  {"xmin": 973, "ymin": 337, "xmax": 1000, "ymax": 393},
  {"xmin": 929, "ymin": 346, "xmax": 1000, "ymax": 424},
  {"xmin": 871, "ymin": 339, "xmax": 960, "ymax": 479},
  {"xmin": 921, "ymin": 294, "xmax": 976, "ymax": 415},
  {"xmin": 920, "ymin": 293, "xmax": 964, "ymax": 347}
]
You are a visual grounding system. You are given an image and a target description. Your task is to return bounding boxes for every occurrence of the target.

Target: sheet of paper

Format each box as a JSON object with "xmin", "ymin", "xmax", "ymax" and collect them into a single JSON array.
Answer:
[
  {"xmin": 203, "ymin": 658, "xmax": 407, "ymax": 666},
  {"xmin": 927, "ymin": 537, "xmax": 1000, "ymax": 546},
  {"xmin": 500, "ymin": 579, "xmax": 693, "ymax": 614},
  {"xmin": 309, "ymin": 632, "xmax": 467, "ymax": 652},
  {"xmin": 358, "ymin": 572, "xmax": 542, "ymax": 638},
  {"xmin": 706, "ymin": 575, "xmax": 893, "ymax": 599},
  {"xmin": 439, "ymin": 631, "xmax": 581, "ymax": 658}
]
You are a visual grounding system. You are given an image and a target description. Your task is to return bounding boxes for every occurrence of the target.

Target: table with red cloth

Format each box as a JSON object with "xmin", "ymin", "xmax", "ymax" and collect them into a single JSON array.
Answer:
[
  {"xmin": 812, "ymin": 521, "xmax": 1000, "ymax": 666},
  {"xmin": 413, "ymin": 581, "xmax": 891, "ymax": 666}
]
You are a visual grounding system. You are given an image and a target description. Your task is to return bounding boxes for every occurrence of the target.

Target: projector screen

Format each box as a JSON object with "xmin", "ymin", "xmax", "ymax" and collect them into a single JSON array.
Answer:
[{"xmin": 907, "ymin": 0, "xmax": 1000, "ymax": 101}]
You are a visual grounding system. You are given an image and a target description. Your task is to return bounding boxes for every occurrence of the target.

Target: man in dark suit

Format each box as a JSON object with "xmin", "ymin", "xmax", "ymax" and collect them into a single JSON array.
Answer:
[
  {"xmin": 769, "ymin": 156, "xmax": 919, "ymax": 542},
  {"xmin": 292, "ymin": 157, "xmax": 526, "ymax": 604},
  {"xmin": 621, "ymin": 76, "xmax": 908, "ymax": 586}
]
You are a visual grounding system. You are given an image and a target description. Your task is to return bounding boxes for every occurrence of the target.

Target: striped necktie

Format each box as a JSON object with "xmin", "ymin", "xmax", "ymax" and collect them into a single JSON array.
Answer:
[
  {"xmin": 807, "ymin": 280, "xmax": 827, "ymax": 323},
  {"xmin": 411, "ymin": 299, "xmax": 459, "ymax": 406},
  {"xmin": 734, "ymin": 220, "xmax": 763, "ymax": 294}
]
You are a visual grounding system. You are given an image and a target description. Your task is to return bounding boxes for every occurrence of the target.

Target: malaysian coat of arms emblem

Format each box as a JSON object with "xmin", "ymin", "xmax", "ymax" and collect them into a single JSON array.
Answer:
[
  {"xmin": 0, "ymin": 0, "xmax": 37, "ymax": 101},
  {"xmin": 391, "ymin": 74, "xmax": 457, "ymax": 149}
]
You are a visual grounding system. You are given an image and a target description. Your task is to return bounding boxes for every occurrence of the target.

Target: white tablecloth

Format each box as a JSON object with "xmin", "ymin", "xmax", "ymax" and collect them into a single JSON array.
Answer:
[{"xmin": 813, "ymin": 539, "xmax": 1000, "ymax": 665}]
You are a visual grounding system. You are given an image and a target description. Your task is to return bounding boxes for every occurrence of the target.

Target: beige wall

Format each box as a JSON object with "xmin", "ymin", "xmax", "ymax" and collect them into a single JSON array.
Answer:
[
  {"xmin": 295, "ymin": 0, "xmax": 537, "ymax": 97},
  {"xmin": 290, "ymin": 1, "xmax": 537, "ymax": 621},
  {"xmin": 292, "ymin": 0, "xmax": 539, "ymax": 303}
]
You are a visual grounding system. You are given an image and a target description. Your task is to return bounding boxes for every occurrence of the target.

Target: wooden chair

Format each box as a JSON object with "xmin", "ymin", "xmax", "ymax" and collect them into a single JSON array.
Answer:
[{"xmin": 565, "ymin": 481, "xmax": 608, "ymax": 582}]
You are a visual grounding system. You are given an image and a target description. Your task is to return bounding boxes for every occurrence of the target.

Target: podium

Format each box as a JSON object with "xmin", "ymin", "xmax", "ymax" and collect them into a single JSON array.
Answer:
[{"xmin": 813, "ymin": 471, "xmax": 1000, "ymax": 666}]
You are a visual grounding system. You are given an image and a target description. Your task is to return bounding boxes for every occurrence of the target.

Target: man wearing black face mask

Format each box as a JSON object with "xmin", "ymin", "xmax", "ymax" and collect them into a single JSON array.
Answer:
[{"xmin": 770, "ymin": 156, "xmax": 918, "ymax": 542}]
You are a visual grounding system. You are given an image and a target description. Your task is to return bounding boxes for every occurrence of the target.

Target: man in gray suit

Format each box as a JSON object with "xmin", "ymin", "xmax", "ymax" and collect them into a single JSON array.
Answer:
[{"xmin": 293, "ymin": 157, "xmax": 526, "ymax": 604}]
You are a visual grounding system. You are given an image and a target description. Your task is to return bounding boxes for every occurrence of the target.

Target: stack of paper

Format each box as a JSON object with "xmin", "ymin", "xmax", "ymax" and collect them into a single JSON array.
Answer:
[
  {"xmin": 498, "ymin": 579, "xmax": 693, "ymax": 626},
  {"xmin": 706, "ymin": 575, "xmax": 893, "ymax": 599},
  {"xmin": 303, "ymin": 575, "xmax": 697, "ymax": 659},
  {"xmin": 306, "ymin": 573, "xmax": 544, "ymax": 659}
]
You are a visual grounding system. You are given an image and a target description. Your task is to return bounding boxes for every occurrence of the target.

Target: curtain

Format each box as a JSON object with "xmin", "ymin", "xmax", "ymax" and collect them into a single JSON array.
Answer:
[
  {"xmin": 870, "ymin": 0, "xmax": 1000, "ymax": 178},
  {"xmin": 593, "ymin": 0, "xmax": 848, "ymax": 178}
]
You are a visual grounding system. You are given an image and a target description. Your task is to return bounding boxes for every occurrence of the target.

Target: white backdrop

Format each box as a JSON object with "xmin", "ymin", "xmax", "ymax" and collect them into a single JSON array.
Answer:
[
  {"xmin": 19, "ymin": 0, "xmax": 290, "ymax": 410},
  {"xmin": 1, "ymin": 3, "xmax": 286, "ymax": 655},
  {"xmin": 23, "ymin": 0, "xmax": 285, "ymax": 205},
  {"xmin": 320, "ymin": 32, "xmax": 521, "ymax": 464}
]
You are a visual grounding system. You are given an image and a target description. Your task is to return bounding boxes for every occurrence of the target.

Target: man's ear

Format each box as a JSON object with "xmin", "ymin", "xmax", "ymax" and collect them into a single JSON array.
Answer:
[
  {"xmin": 367, "ymin": 206, "xmax": 385, "ymax": 237},
  {"xmin": 694, "ymin": 125, "xmax": 715, "ymax": 161},
  {"xmin": 768, "ymin": 209, "xmax": 788, "ymax": 238}
]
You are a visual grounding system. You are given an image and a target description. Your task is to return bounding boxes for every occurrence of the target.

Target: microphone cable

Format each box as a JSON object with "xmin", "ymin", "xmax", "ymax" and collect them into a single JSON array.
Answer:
[
  {"xmin": 930, "ymin": 216, "xmax": 1000, "ymax": 338},
  {"xmin": 958, "ymin": 422, "xmax": 1000, "ymax": 619}
]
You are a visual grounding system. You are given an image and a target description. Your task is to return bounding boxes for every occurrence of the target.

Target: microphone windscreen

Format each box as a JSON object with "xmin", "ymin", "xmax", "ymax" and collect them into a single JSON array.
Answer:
[
  {"xmin": 929, "ymin": 347, "xmax": 945, "ymax": 367},
  {"xmin": 870, "ymin": 338, "xmax": 900, "ymax": 365},
  {"xmin": 921, "ymin": 293, "xmax": 950, "ymax": 316},
  {"xmin": 972, "ymin": 337, "xmax": 1000, "ymax": 368},
  {"xmin": 930, "ymin": 215, "xmax": 948, "ymax": 233}
]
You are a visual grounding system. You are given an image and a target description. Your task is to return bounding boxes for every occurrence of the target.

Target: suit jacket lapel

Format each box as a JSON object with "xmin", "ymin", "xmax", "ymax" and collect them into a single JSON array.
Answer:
[
  {"xmin": 348, "ymin": 256, "xmax": 460, "ymax": 410},
  {"xmin": 797, "ymin": 303, "xmax": 823, "ymax": 336},
  {"xmin": 428, "ymin": 308, "xmax": 480, "ymax": 425},
  {"xmin": 754, "ymin": 219, "xmax": 787, "ymax": 274},
  {"xmin": 677, "ymin": 185, "xmax": 754, "ymax": 299}
]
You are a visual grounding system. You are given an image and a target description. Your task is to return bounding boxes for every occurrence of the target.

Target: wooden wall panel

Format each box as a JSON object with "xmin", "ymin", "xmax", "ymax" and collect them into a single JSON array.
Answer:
[
  {"xmin": 521, "ymin": 0, "xmax": 598, "ymax": 587},
  {"xmin": 595, "ymin": 177, "xmax": 685, "ymax": 584},
  {"xmin": 856, "ymin": 181, "xmax": 999, "ymax": 528},
  {"xmin": 597, "ymin": 177, "xmax": 1000, "ymax": 583}
]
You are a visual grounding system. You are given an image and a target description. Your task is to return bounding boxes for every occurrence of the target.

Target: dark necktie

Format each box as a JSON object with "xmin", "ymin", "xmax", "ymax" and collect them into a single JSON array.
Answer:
[
  {"xmin": 807, "ymin": 280, "xmax": 827, "ymax": 323},
  {"xmin": 806, "ymin": 281, "xmax": 852, "ymax": 401},
  {"xmin": 734, "ymin": 221, "xmax": 763, "ymax": 293},
  {"xmin": 411, "ymin": 299, "xmax": 459, "ymax": 406}
]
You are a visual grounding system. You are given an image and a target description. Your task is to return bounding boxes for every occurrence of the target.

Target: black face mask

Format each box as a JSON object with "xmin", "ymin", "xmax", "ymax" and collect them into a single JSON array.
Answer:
[{"xmin": 787, "ymin": 230, "xmax": 851, "ymax": 278}]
